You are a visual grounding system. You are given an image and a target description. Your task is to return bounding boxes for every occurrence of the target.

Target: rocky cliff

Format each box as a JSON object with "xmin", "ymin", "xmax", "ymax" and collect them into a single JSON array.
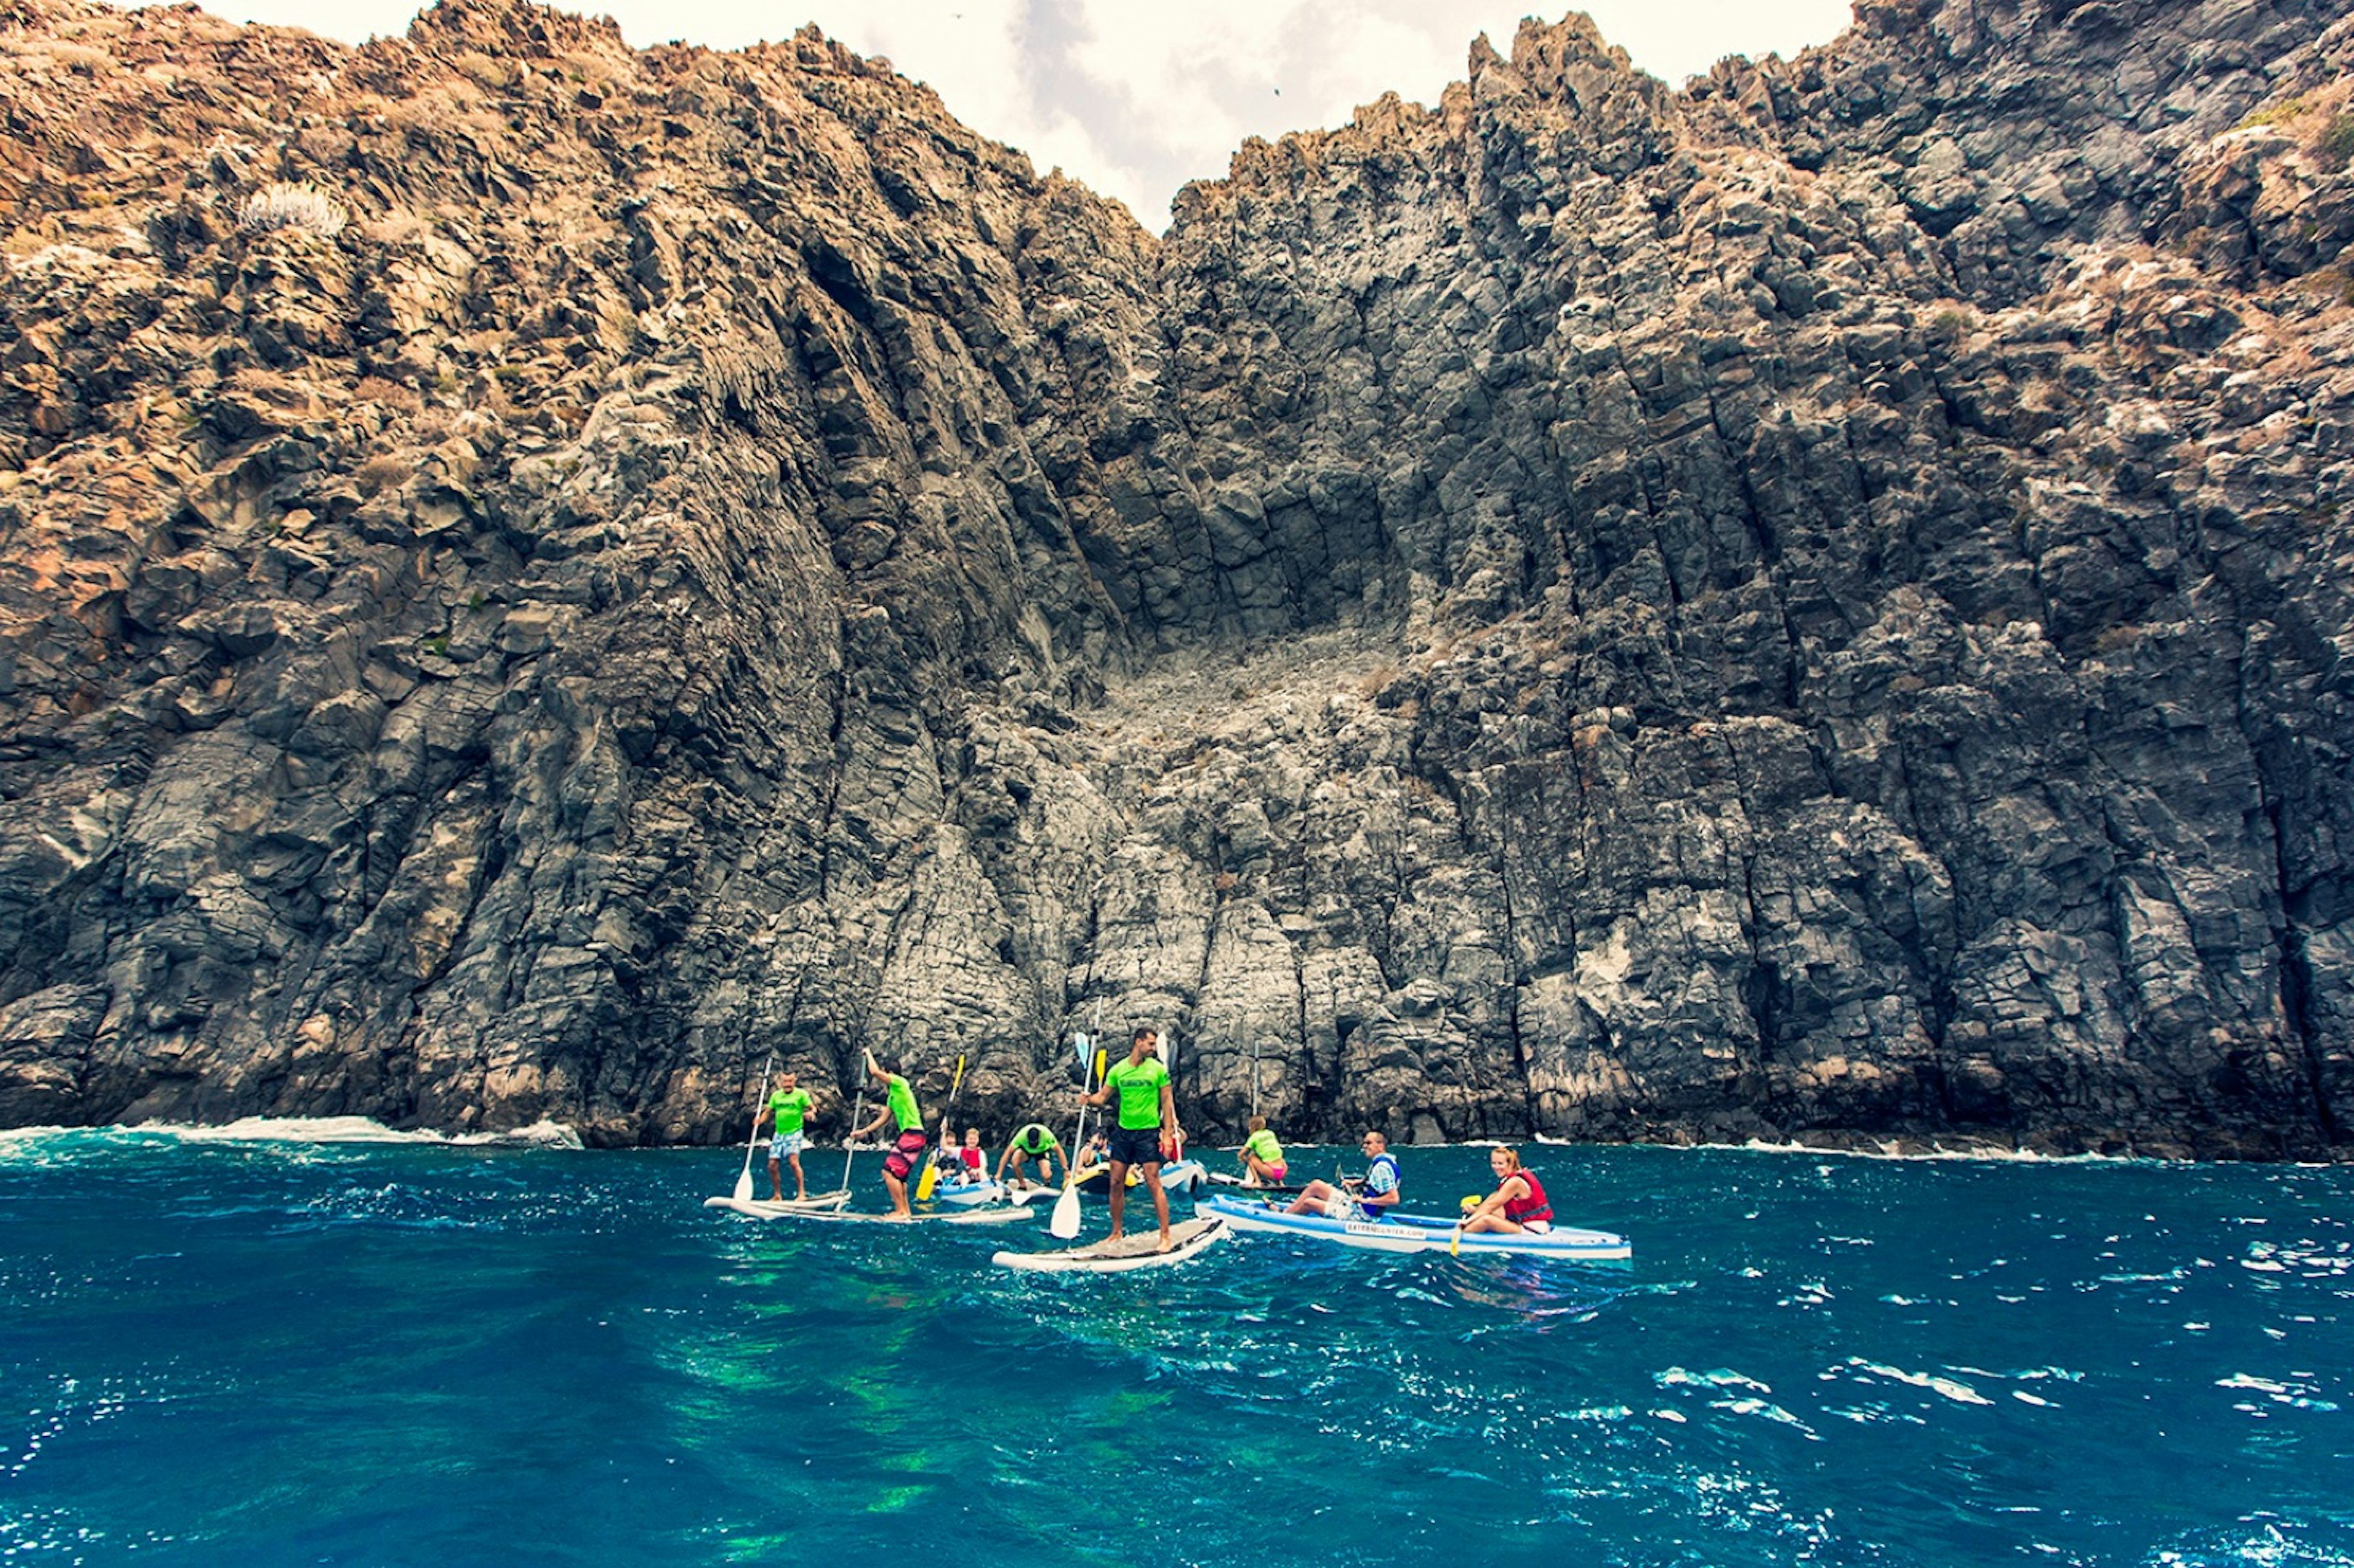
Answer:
[{"xmin": 2, "ymin": 0, "xmax": 2350, "ymax": 1156}]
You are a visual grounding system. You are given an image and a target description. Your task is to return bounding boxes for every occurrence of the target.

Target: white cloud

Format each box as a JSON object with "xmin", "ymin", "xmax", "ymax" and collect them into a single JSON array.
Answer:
[{"xmin": 183, "ymin": 0, "xmax": 1858, "ymax": 226}]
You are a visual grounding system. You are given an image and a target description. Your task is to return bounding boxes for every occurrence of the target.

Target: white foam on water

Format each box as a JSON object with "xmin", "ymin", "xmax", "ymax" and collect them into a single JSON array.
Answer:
[
  {"xmin": 1705, "ymin": 1136, "xmax": 2146, "ymax": 1165},
  {"xmin": 1658, "ymin": 1366, "xmax": 1773, "ymax": 1395},
  {"xmin": 0, "ymin": 1116, "xmax": 584, "ymax": 1154},
  {"xmin": 1846, "ymin": 1358, "xmax": 1995, "ymax": 1406}
]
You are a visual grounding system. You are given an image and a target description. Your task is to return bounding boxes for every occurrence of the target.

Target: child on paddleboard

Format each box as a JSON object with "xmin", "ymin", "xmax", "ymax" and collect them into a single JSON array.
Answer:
[{"xmin": 1240, "ymin": 1114, "xmax": 1287, "ymax": 1186}]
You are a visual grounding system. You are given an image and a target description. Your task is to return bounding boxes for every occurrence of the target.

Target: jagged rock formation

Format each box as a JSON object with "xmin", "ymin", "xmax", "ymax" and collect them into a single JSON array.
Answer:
[{"xmin": 2, "ymin": 0, "xmax": 2350, "ymax": 1156}]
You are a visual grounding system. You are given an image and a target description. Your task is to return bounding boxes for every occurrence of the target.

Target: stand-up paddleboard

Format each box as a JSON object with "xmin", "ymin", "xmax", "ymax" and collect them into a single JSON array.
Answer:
[
  {"xmin": 702, "ymin": 1195, "xmax": 1035, "ymax": 1225},
  {"xmin": 1072, "ymin": 1159, "xmax": 1212, "ymax": 1200},
  {"xmin": 991, "ymin": 1215, "xmax": 1228, "ymax": 1273},
  {"xmin": 1160, "ymin": 1159, "xmax": 1209, "ymax": 1194},
  {"xmin": 702, "ymin": 1190, "xmax": 850, "ymax": 1216}
]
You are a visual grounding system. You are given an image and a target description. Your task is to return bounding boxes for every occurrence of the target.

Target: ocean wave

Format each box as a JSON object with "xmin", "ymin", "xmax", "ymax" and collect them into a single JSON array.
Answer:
[{"xmin": 0, "ymin": 1116, "xmax": 583, "ymax": 1158}]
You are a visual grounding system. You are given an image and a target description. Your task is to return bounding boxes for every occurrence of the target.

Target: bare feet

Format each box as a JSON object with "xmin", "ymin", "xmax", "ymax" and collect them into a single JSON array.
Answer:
[{"xmin": 1155, "ymin": 1233, "xmax": 1174, "ymax": 1253}]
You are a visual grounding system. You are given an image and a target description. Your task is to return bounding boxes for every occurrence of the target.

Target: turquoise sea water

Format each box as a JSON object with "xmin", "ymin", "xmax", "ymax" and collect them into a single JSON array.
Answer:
[{"xmin": 2, "ymin": 1128, "xmax": 2350, "ymax": 1567}]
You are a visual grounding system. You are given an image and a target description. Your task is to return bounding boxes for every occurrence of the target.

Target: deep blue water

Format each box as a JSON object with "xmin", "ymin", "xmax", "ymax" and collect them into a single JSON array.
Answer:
[{"xmin": 2, "ymin": 1126, "xmax": 2350, "ymax": 1567}]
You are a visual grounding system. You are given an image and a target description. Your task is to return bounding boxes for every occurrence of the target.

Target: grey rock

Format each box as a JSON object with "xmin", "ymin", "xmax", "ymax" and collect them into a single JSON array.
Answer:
[{"xmin": 0, "ymin": 0, "xmax": 2347, "ymax": 1160}]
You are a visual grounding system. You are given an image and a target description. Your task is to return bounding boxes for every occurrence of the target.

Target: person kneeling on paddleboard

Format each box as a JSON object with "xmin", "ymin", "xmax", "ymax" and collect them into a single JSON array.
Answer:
[
  {"xmin": 1458, "ymin": 1146, "xmax": 1552, "ymax": 1235},
  {"xmin": 851, "ymin": 1056, "xmax": 928, "ymax": 1219},
  {"xmin": 1286, "ymin": 1130, "xmax": 1401, "ymax": 1220},
  {"xmin": 996, "ymin": 1122, "xmax": 1063, "ymax": 1189},
  {"xmin": 1239, "ymin": 1116, "xmax": 1287, "ymax": 1187},
  {"xmin": 1080, "ymin": 1026, "xmax": 1181, "ymax": 1252}
]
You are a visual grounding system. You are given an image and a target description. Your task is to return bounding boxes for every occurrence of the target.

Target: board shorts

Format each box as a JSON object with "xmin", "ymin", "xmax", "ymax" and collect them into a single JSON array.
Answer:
[
  {"xmin": 1107, "ymin": 1123, "xmax": 1164, "ymax": 1168},
  {"xmin": 883, "ymin": 1128, "xmax": 929, "ymax": 1180},
  {"xmin": 767, "ymin": 1133, "xmax": 806, "ymax": 1159}
]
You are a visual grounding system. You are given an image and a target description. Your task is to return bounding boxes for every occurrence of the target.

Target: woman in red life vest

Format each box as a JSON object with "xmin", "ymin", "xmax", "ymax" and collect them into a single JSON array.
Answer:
[{"xmin": 1458, "ymin": 1146, "xmax": 1554, "ymax": 1235}]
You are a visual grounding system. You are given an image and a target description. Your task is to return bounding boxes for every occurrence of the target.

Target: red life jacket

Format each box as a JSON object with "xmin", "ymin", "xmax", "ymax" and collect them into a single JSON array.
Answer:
[{"xmin": 1502, "ymin": 1170, "xmax": 1552, "ymax": 1225}]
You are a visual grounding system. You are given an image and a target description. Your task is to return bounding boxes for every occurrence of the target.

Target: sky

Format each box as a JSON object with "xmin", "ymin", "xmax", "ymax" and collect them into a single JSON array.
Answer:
[{"xmin": 196, "ymin": 0, "xmax": 1856, "ymax": 228}]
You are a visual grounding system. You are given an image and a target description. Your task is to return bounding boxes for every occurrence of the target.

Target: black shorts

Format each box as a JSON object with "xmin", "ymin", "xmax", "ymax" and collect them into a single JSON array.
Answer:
[{"xmin": 1107, "ymin": 1123, "xmax": 1164, "ymax": 1168}]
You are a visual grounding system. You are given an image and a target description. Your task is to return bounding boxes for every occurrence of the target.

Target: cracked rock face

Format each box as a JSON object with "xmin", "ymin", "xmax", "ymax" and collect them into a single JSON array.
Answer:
[{"xmin": 1, "ymin": 0, "xmax": 2350, "ymax": 1157}]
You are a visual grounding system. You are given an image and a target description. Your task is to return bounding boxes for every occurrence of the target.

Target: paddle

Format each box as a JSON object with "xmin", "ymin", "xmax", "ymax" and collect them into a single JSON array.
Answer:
[
  {"xmin": 914, "ymin": 1052, "xmax": 967, "ymax": 1201},
  {"xmin": 733, "ymin": 1054, "xmax": 774, "ymax": 1203},
  {"xmin": 840, "ymin": 1048, "xmax": 877, "ymax": 1194},
  {"xmin": 1052, "ymin": 1045, "xmax": 1107, "ymax": 1241},
  {"xmin": 1160, "ymin": 1029, "xmax": 1177, "ymax": 1162}
]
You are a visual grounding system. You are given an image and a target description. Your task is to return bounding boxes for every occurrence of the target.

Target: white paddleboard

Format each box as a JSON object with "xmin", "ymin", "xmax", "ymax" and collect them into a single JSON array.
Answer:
[
  {"xmin": 991, "ymin": 1215, "xmax": 1228, "ymax": 1273},
  {"xmin": 703, "ymin": 1195, "xmax": 1035, "ymax": 1225},
  {"xmin": 703, "ymin": 1190, "xmax": 850, "ymax": 1216}
]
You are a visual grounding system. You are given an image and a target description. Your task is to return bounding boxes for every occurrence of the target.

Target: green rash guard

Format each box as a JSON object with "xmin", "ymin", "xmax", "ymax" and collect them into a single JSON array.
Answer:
[
  {"xmin": 767, "ymin": 1088, "xmax": 812, "ymax": 1135},
  {"xmin": 1104, "ymin": 1057, "xmax": 1170, "ymax": 1130},
  {"xmin": 1242, "ymin": 1128, "xmax": 1284, "ymax": 1166},
  {"xmin": 883, "ymin": 1075, "xmax": 923, "ymax": 1132},
  {"xmin": 1010, "ymin": 1123, "xmax": 1060, "ymax": 1155}
]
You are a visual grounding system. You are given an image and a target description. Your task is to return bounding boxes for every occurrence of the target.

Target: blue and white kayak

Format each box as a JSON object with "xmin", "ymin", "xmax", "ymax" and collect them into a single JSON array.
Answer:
[
  {"xmin": 932, "ymin": 1179, "xmax": 1062, "ymax": 1208},
  {"xmin": 931, "ymin": 1179, "xmax": 1005, "ymax": 1207},
  {"xmin": 1202, "ymin": 1195, "xmax": 1631, "ymax": 1262}
]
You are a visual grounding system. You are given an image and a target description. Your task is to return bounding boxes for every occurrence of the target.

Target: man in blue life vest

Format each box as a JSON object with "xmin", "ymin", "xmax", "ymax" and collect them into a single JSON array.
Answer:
[
  {"xmin": 1284, "ymin": 1130, "xmax": 1402, "ymax": 1220},
  {"xmin": 1080, "ymin": 1026, "xmax": 1181, "ymax": 1251}
]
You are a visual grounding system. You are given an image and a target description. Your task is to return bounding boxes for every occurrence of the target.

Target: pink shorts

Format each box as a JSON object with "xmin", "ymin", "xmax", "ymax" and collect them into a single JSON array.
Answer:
[{"xmin": 883, "ymin": 1128, "xmax": 928, "ymax": 1180}]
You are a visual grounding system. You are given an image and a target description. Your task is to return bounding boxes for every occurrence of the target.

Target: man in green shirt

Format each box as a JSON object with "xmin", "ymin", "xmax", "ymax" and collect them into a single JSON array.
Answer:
[
  {"xmin": 851, "ymin": 1054, "xmax": 928, "ymax": 1219},
  {"xmin": 751, "ymin": 1071, "xmax": 817, "ymax": 1201},
  {"xmin": 1080, "ymin": 1026, "xmax": 1181, "ymax": 1251},
  {"xmin": 995, "ymin": 1122, "xmax": 1064, "ymax": 1189}
]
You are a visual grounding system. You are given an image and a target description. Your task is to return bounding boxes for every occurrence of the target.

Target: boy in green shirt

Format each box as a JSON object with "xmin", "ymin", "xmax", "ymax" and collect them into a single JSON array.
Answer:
[
  {"xmin": 752, "ymin": 1071, "xmax": 817, "ymax": 1200},
  {"xmin": 1080, "ymin": 1026, "xmax": 1181, "ymax": 1251},
  {"xmin": 851, "ymin": 1054, "xmax": 928, "ymax": 1219}
]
